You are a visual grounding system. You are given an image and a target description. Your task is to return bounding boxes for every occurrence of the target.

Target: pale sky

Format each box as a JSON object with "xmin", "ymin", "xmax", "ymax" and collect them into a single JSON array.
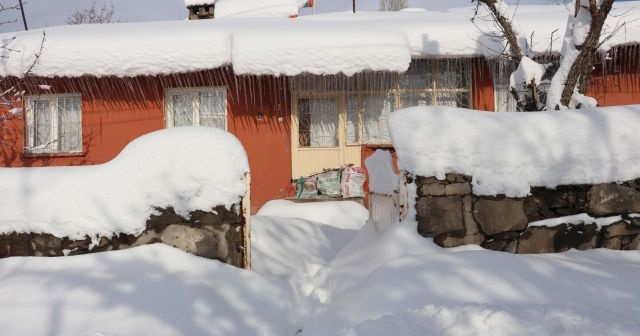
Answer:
[{"xmin": 0, "ymin": 0, "xmax": 634, "ymax": 33}]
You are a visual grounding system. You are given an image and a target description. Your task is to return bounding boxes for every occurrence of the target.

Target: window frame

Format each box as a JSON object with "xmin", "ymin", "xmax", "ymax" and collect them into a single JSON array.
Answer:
[
  {"xmin": 164, "ymin": 86, "xmax": 228, "ymax": 130},
  {"xmin": 292, "ymin": 59, "xmax": 473, "ymax": 146},
  {"xmin": 24, "ymin": 93, "xmax": 83, "ymax": 156}
]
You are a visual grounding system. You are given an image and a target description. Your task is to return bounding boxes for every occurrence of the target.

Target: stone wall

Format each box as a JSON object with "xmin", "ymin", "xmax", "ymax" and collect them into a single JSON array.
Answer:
[
  {"xmin": 414, "ymin": 174, "xmax": 640, "ymax": 253},
  {"xmin": 0, "ymin": 204, "xmax": 249, "ymax": 268}
]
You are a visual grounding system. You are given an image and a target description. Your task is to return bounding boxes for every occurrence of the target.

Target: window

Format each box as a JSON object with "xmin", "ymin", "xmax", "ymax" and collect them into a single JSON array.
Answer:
[
  {"xmin": 165, "ymin": 87, "xmax": 227, "ymax": 129},
  {"xmin": 25, "ymin": 94, "xmax": 82, "ymax": 154},
  {"xmin": 295, "ymin": 59, "xmax": 472, "ymax": 145},
  {"xmin": 298, "ymin": 97, "xmax": 339, "ymax": 147}
]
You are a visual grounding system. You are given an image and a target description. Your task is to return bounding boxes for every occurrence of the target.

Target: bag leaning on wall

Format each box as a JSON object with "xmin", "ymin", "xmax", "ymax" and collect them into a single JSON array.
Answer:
[{"xmin": 341, "ymin": 166, "xmax": 366, "ymax": 198}]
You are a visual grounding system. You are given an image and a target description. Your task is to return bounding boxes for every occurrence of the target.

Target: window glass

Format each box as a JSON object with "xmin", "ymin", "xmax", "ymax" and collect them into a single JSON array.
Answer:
[
  {"xmin": 400, "ymin": 91, "xmax": 432, "ymax": 109},
  {"xmin": 199, "ymin": 91, "xmax": 226, "ymax": 129},
  {"xmin": 57, "ymin": 97, "xmax": 82, "ymax": 152},
  {"xmin": 298, "ymin": 98, "xmax": 339, "ymax": 147},
  {"xmin": 362, "ymin": 93, "xmax": 394, "ymax": 144},
  {"xmin": 400, "ymin": 60, "xmax": 432, "ymax": 90},
  {"xmin": 33, "ymin": 99, "xmax": 52, "ymax": 149},
  {"xmin": 27, "ymin": 95, "xmax": 82, "ymax": 154},
  {"xmin": 171, "ymin": 94, "xmax": 194, "ymax": 127},
  {"xmin": 345, "ymin": 96, "xmax": 360, "ymax": 145}
]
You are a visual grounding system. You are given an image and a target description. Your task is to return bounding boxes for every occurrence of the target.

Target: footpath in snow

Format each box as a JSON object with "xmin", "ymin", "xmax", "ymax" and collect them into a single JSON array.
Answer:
[{"xmin": 1, "ymin": 200, "xmax": 640, "ymax": 335}]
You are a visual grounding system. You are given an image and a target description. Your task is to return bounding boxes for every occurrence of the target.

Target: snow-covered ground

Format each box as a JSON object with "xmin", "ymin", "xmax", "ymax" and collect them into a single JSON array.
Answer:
[{"xmin": 1, "ymin": 200, "xmax": 640, "ymax": 335}]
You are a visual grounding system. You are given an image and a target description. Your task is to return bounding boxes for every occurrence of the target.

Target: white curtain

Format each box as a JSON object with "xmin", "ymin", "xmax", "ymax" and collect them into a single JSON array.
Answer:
[
  {"xmin": 309, "ymin": 98, "xmax": 338, "ymax": 147},
  {"xmin": 171, "ymin": 94, "xmax": 194, "ymax": 127},
  {"xmin": 33, "ymin": 99, "xmax": 52, "ymax": 150},
  {"xmin": 199, "ymin": 90, "xmax": 226, "ymax": 129},
  {"xmin": 57, "ymin": 97, "xmax": 81, "ymax": 152},
  {"xmin": 345, "ymin": 96, "xmax": 359, "ymax": 144},
  {"xmin": 363, "ymin": 93, "xmax": 393, "ymax": 144},
  {"xmin": 495, "ymin": 83, "xmax": 517, "ymax": 112}
]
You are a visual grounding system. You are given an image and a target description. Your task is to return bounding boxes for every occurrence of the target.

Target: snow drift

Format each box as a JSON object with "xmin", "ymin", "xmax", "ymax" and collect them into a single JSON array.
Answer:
[
  {"xmin": 389, "ymin": 105, "xmax": 640, "ymax": 197},
  {"xmin": 0, "ymin": 127, "xmax": 249, "ymax": 239}
]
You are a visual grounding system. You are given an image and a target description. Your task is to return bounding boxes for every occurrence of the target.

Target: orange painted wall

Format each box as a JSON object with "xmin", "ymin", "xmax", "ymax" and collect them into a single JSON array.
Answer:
[
  {"xmin": 472, "ymin": 58, "xmax": 497, "ymax": 112},
  {"xmin": 589, "ymin": 46, "xmax": 640, "ymax": 106},
  {"xmin": 0, "ymin": 70, "xmax": 292, "ymax": 213}
]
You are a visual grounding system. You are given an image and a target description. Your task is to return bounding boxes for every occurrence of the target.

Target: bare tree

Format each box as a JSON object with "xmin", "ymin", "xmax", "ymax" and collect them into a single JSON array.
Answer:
[
  {"xmin": 472, "ymin": 0, "xmax": 619, "ymax": 111},
  {"xmin": 379, "ymin": 0, "xmax": 408, "ymax": 11},
  {"xmin": 0, "ymin": 24, "xmax": 46, "ymax": 148},
  {"xmin": 66, "ymin": 1, "xmax": 116, "ymax": 25}
]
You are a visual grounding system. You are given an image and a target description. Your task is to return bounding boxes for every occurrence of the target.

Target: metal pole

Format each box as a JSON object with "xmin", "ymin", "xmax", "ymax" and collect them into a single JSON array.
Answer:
[
  {"xmin": 352, "ymin": 0, "xmax": 355, "ymax": 13},
  {"xmin": 18, "ymin": 0, "xmax": 28, "ymax": 30}
]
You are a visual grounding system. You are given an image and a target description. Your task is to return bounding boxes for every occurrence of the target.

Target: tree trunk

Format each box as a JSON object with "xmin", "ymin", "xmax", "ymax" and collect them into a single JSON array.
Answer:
[{"xmin": 558, "ymin": 0, "xmax": 614, "ymax": 107}]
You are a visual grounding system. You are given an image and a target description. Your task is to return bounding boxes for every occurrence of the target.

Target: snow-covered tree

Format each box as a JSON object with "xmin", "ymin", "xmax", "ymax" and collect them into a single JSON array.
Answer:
[
  {"xmin": 379, "ymin": 0, "xmax": 408, "ymax": 11},
  {"xmin": 0, "ymin": 5, "xmax": 46, "ymax": 146},
  {"xmin": 66, "ymin": 1, "xmax": 116, "ymax": 25},
  {"xmin": 473, "ymin": 0, "xmax": 618, "ymax": 111}
]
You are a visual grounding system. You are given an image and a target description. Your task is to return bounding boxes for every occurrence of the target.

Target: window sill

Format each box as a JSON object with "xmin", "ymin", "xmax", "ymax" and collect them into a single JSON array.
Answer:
[{"xmin": 23, "ymin": 151, "xmax": 85, "ymax": 158}]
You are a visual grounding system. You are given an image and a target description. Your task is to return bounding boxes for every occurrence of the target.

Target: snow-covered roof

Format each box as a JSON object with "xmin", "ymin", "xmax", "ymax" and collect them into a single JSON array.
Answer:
[
  {"xmin": 1, "ymin": 2, "xmax": 638, "ymax": 78},
  {"xmin": 389, "ymin": 105, "xmax": 640, "ymax": 198},
  {"xmin": 184, "ymin": 0, "xmax": 215, "ymax": 6},
  {"xmin": 0, "ymin": 127, "xmax": 249, "ymax": 239}
]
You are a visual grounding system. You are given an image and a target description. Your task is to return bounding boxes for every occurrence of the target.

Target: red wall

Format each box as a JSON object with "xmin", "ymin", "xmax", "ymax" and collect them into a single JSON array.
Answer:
[{"xmin": 0, "ymin": 70, "xmax": 292, "ymax": 213}]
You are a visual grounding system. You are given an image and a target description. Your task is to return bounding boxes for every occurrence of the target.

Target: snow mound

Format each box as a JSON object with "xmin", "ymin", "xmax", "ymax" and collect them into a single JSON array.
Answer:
[
  {"xmin": 389, "ymin": 105, "xmax": 640, "ymax": 197},
  {"xmin": 257, "ymin": 200, "xmax": 368, "ymax": 229},
  {"xmin": 364, "ymin": 149, "xmax": 399, "ymax": 195},
  {"xmin": 301, "ymin": 223, "xmax": 640, "ymax": 335},
  {"xmin": 0, "ymin": 127, "xmax": 249, "ymax": 239},
  {"xmin": 0, "ymin": 244, "xmax": 298, "ymax": 336}
]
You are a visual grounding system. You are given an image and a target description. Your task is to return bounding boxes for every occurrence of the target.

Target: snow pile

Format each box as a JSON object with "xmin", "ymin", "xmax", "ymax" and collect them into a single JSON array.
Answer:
[
  {"xmin": 301, "ymin": 222, "xmax": 640, "ymax": 335},
  {"xmin": 216, "ymin": 0, "xmax": 299, "ymax": 18},
  {"xmin": 2, "ymin": 201, "xmax": 640, "ymax": 335},
  {"xmin": 0, "ymin": 127, "xmax": 249, "ymax": 239},
  {"xmin": 364, "ymin": 149, "xmax": 399, "ymax": 195},
  {"xmin": 1, "ymin": 2, "xmax": 637, "ymax": 78},
  {"xmin": 389, "ymin": 105, "xmax": 640, "ymax": 197},
  {"xmin": 510, "ymin": 56, "xmax": 548, "ymax": 99},
  {"xmin": 0, "ymin": 244, "xmax": 299, "ymax": 336},
  {"xmin": 256, "ymin": 200, "xmax": 368, "ymax": 230}
]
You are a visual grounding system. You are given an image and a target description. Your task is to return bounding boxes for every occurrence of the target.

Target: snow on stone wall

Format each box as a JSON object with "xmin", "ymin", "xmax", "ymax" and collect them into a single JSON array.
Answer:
[
  {"xmin": 388, "ymin": 105, "xmax": 640, "ymax": 253},
  {"xmin": 0, "ymin": 127, "xmax": 249, "ymax": 239},
  {"xmin": 389, "ymin": 105, "xmax": 640, "ymax": 197}
]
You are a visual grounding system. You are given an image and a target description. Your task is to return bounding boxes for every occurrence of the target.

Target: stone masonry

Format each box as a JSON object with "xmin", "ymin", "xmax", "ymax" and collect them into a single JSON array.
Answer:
[
  {"xmin": 0, "ymin": 204, "xmax": 248, "ymax": 268},
  {"xmin": 415, "ymin": 173, "xmax": 640, "ymax": 254}
]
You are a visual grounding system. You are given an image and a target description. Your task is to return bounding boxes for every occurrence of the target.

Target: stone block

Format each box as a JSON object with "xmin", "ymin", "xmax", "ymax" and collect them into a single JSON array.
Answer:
[
  {"xmin": 433, "ymin": 230, "xmax": 484, "ymax": 248},
  {"xmin": 416, "ymin": 196, "xmax": 464, "ymax": 236},
  {"xmin": 475, "ymin": 198, "xmax": 527, "ymax": 235},
  {"xmin": 588, "ymin": 184, "xmax": 640, "ymax": 216},
  {"xmin": 0, "ymin": 234, "xmax": 32, "ymax": 257},
  {"xmin": 601, "ymin": 237, "xmax": 622, "ymax": 250},
  {"xmin": 445, "ymin": 183, "xmax": 471, "ymax": 196},
  {"xmin": 463, "ymin": 196, "xmax": 479, "ymax": 234},
  {"xmin": 420, "ymin": 183, "xmax": 445, "ymax": 196},
  {"xmin": 159, "ymin": 224, "xmax": 224, "ymax": 260},
  {"xmin": 517, "ymin": 223, "xmax": 598, "ymax": 254},
  {"xmin": 524, "ymin": 187, "xmax": 589, "ymax": 222},
  {"xmin": 517, "ymin": 226, "xmax": 561, "ymax": 254},
  {"xmin": 31, "ymin": 234, "xmax": 63, "ymax": 257},
  {"xmin": 601, "ymin": 220, "xmax": 640, "ymax": 239}
]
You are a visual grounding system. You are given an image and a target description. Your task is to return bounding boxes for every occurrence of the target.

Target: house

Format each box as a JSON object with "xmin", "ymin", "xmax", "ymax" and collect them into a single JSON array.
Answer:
[{"xmin": 0, "ymin": 2, "xmax": 638, "ymax": 213}]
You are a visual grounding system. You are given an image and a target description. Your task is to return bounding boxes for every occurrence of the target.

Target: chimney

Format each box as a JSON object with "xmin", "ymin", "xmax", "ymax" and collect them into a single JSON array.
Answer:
[{"xmin": 187, "ymin": 4, "xmax": 215, "ymax": 20}]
